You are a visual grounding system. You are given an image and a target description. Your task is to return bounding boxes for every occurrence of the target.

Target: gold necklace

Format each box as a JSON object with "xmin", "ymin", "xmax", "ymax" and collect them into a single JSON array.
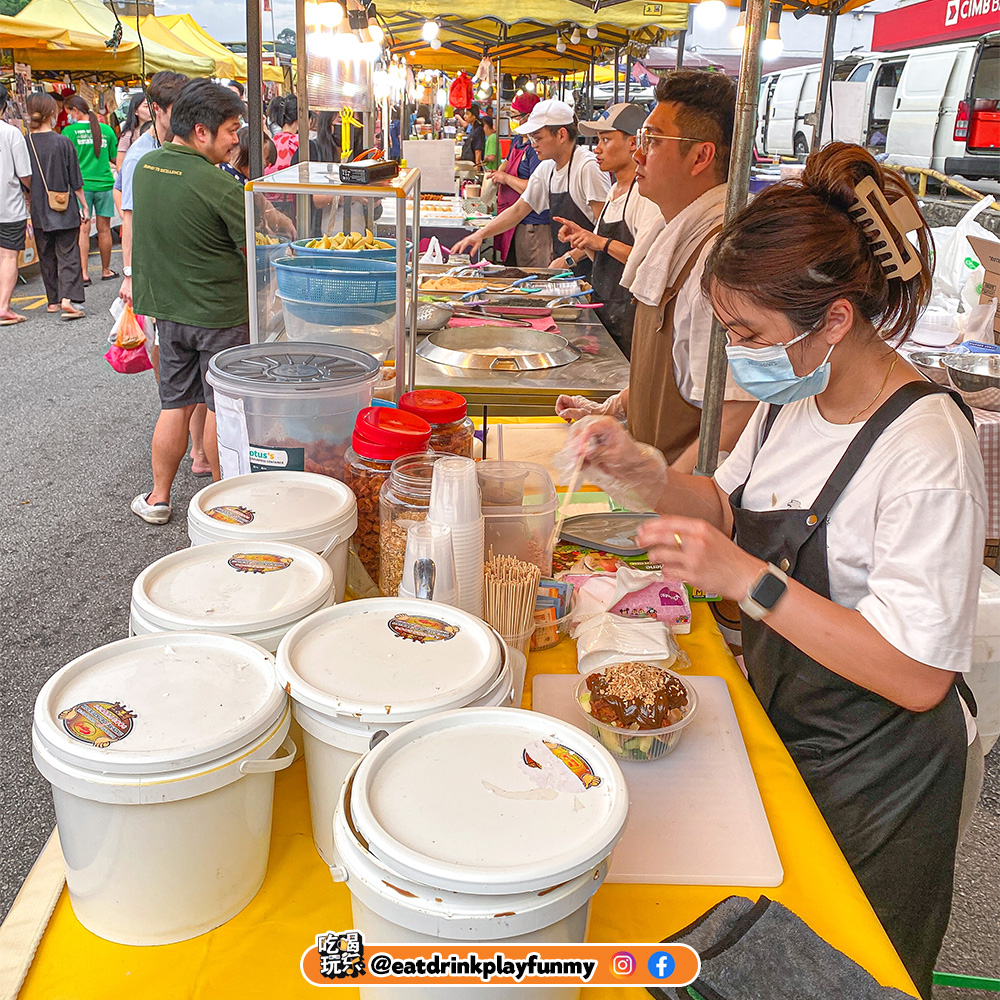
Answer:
[{"xmin": 850, "ymin": 355, "xmax": 897, "ymax": 423}]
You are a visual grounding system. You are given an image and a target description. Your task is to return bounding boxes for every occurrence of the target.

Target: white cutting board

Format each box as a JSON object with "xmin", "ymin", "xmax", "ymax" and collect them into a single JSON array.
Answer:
[{"xmin": 533, "ymin": 674, "xmax": 784, "ymax": 887}]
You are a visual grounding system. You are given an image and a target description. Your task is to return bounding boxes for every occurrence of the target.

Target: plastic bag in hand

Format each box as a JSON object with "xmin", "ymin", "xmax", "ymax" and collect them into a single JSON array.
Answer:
[
  {"xmin": 553, "ymin": 415, "xmax": 668, "ymax": 512},
  {"xmin": 112, "ymin": 302, "xmax": 146, "ymax": 350},
  {"xmin": 104, "ymin": 342, "xmax": 152, "ymax": 374},
  {"xmin": 555, "ymin": 391, "xmax": 626, "ymax": 423}
]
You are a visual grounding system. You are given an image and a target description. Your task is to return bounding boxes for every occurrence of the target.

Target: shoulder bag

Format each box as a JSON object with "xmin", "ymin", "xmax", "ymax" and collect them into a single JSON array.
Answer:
[{"xmin": 25, "ymin": 130, "xmax": 70, "ymax": 212}]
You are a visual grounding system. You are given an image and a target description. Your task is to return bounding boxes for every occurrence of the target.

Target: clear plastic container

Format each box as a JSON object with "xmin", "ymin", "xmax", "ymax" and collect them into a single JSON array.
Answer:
[
  {"xmin": 278, "ymin": 294, "xmax": 396, "ymax": 361},
  {"xmin": 575, "ymin": 667, "xmax": 698, "ymax": 762},
  {"xmin": 477, "ymin": 460, "xmax": 558, "ymax": 576},
  {"xmin": 342, "ymin": 408, "xmax": 432, "ymax": 583},
  {"xmin": 207, "ymin": 343, "xmax": 379, "ymax": 482},
  {"xmin": 398, "ymin": 390, "xmax": 475, "ymax": 458},
  {"xmin": 379, "ymin": 453, "xmax": 448, "ymax": 597}
]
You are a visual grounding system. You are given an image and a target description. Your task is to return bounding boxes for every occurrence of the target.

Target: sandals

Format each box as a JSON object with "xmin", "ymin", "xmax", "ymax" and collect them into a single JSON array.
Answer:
[
  {"xmin": 0, "ymin": 313, "xmax": 27, "ymax": 326},
  {"xmin": 82, "ymin": 278, "xmax": 92, "ymax": 287},
  {"xmin": 101, "ymin": 270, "xmax": 119, "ymax": 280},
  {"xmin": 60, "ymin": 306, "xmax": 85, "ymax": 321}
]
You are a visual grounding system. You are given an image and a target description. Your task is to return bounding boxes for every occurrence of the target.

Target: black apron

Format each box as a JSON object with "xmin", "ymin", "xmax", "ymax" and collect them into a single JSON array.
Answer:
[
  {"xmin": 591, "ymin": 178, "xmax": 638, "ymax": 358},
  {"xmin": 730, "ymin": 381, "xmax": 973, "ymax": 1000},
  {"xmin": 549, "ymin": 146, "xmax": 594, "ymax": 280}
]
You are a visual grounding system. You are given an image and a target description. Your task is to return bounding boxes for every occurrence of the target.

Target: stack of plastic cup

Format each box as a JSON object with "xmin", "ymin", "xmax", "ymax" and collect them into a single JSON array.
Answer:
[
  {"xmin": 427, "ymin": 456, "xmax": 484, "ymax": 618},
  {"xmin": 398, "ymin": 521, "xmax": 459, "ymax": 606}
]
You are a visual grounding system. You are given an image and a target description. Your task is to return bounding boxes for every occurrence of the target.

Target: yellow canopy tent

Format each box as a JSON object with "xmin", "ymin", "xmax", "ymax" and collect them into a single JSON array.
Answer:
[
  {"xmin": 138, "ymin": 14, "xmax": 222, "ymax": 71},
  {"xmin": 11, "ymin": 0, "xmax": 216, "ymax": 75},
  {"xmin": 0, "ymin": 15, "xmax": 74, "ymax": 50},
  {"xmin": 155, "ymin": 13, "xmax": 248, "ymax": 79}
]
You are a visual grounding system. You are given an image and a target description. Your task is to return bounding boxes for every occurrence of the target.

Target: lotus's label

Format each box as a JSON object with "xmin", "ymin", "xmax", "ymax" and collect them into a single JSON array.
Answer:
[
  {"xmin": 387, "ymin": 614, "xmax": 460, "ymax": 643},
  {"xmin": 207, "ymin": 505, "xmax": 255, "ymax": 524},
  {"xmin": 228, "ymin": 552, "xmax": 293, "ymax": 573},
  {"xmin": 59, "ymin": 701, "xmax": 136, "ymax": 748}
]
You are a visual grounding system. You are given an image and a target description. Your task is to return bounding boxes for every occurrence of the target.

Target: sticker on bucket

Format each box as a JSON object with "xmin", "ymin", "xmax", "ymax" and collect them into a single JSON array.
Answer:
[
  {"xmin": 206, "ymin": 505, "xmax": 255, "ymax": 525},
  {"xmin": 387, "ymin": 614, "xmax": 460, "ymax": 644},
  {"xmin": 250, "ymin": 445, "xmax": 305, "ymax": 473},
  {"xmin": 59, "ymin": 701, "xmax": 136, "ymax": 748},
  {"xmin": 521, "ymin": 740, "xmax": 602, "ymax": 791},
  {"xmin": 228, "ymin": 552, "xmax": 294, "ymax": 574}
]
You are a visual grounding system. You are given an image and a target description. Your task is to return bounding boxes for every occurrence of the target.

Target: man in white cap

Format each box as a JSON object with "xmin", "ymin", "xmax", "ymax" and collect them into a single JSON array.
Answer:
[
  {"xmin": 451, "ymin": 99, "xmax": 609, "ymax": 275},
  {"xmin": 553, "ymin": 103, "xmax": 661, "ymax": 357}
]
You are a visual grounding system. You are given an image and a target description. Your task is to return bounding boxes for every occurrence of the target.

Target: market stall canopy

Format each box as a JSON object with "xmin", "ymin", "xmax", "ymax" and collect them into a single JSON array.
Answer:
[
  {"xmin": 155, "ymin": 13, "xmax": 249, "ymax": 80},
  {"xmin": 0, "ymin": 15, "xmax": 74, "ymax": 50},
  {"xmin": 138, "ymin": 14, "xmax": 222, "ymax": 70},
  {"xmin": 378, "ymin": 1, "xmax": 688, "ymax": 30},
  {"xmin": 11, "ymin": 0, "xmax": 217, "ymax": 75}
]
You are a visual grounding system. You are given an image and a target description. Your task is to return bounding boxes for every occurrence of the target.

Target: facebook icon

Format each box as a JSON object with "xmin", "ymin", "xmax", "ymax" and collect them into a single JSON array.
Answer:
[{"xmin": 648, "ymin": 951, "xmax": 676, "ymax": 979}]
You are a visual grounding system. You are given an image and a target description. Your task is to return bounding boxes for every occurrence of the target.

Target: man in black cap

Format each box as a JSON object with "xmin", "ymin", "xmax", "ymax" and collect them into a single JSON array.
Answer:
[{"xmin": 554, "ymin": 102, "xmax": 661, "ymax": 357}]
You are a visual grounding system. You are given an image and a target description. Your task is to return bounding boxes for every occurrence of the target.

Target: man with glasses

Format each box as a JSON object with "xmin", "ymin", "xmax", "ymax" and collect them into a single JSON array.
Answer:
[
  {"xmin": 451, "ymin": 99, "xmax": 608, "ymax": 274},
  {"xmin": 556, "ymin": 71, "xmax": 755, "ymax": 472}
]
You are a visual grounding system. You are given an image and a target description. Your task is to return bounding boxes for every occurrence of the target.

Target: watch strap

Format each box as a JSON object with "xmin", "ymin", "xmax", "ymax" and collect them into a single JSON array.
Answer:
[{"xmin": 739, "ymin": 563, "xmax": 788, "ymax": 621}]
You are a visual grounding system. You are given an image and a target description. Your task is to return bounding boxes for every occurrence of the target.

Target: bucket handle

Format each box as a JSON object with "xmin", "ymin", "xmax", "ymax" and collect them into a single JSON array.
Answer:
[
  {"xmin": 239, "ymin": 734, "xmax": 297, "ymax": 774},
  {"xmin": 319, "ymin": 531, "xmax": 344, "ymax": 564}
]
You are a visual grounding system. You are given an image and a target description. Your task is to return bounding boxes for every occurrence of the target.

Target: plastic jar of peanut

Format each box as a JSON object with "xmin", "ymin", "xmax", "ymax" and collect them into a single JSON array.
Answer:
[
  {"xmin": 342, "ymin": 407, "xmax": 431, "ymax": 584},
  {"xmin": 379, "ymin": 452, "xmax": 449, "ymax": 597},
  {"xmin": 398, "ymin": 390, "xmax": 474, "ymax": 458}
]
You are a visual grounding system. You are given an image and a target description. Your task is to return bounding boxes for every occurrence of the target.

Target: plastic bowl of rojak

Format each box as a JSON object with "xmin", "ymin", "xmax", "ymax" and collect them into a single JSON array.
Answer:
[
  {"xmin": 575, "ymin": 661, "xmax": 698, "ymax": 762},
  {"xmin": 292, "ymin": 231, "xmax": 412, "ymax": 261}
]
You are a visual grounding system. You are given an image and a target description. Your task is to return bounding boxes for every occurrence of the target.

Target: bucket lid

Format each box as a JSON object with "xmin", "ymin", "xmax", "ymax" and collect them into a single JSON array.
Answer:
[
  {"xmin": 398, "ymin": 389, "xmax": 468, "ymax": 426},
  {"xmin": 131, "ymin": 541, "xmax": 334, "ymax": 633},
  {"xmin": 349, "ymin": 707, "xmax": 628, "ymax": 893},
  {"xmin": 352, "ymin": 407, "xmax": 432, "ymax": 461},
  {"xmin": 33, "ymin": 632, "xmax": 285, "ymax": 775},
  {"xmin": 276, "ymin": 599, "xmax": 502, "ymax": 722},
  {"xmin": 189, "ymin": 471, "xmax": 357, "ymax": 539},
  {"xmin": 207, "ymin": 343, "xmax": 379, "ymax": 395}
]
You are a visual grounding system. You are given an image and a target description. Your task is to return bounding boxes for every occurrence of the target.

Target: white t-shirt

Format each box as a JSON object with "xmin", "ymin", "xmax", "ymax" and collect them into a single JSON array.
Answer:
[
  {"xmin": 715, "ymin": 391, "xmax": 987, "ymax": 679},
  {"xmin": 0, "ymin": 120, "xmax": 31, "ymax": 223},
  {"xmin": 597, "ymin": 182, "xmax": 661, "ymax": 240},
  {"xmin": 522, "ymin": 147, "xmax": 610, "ymax": 224}
]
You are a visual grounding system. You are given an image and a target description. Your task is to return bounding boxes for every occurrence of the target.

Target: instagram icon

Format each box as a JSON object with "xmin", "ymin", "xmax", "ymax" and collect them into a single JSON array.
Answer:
[{"xmin": 610, "ymin": 951, "xmax": 637, "ymax": 977}]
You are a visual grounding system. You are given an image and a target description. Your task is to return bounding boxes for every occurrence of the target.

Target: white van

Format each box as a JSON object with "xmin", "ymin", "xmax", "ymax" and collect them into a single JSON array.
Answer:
[{"xmin": 760, "ymin": 64, "xmax": 822, "ymax": 156}]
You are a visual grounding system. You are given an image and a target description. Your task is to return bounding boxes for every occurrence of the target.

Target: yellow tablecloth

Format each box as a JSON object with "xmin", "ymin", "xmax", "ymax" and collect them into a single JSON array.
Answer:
[{"xmin": 17, "ymin": 603, "xmax": 917, "ymax": 999}]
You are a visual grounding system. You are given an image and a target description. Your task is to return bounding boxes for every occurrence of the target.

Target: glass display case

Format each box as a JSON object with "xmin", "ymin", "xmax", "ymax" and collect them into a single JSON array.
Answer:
[{"xmin": 245, "ymin": 163, "xmax": 421, "ymax": 400}]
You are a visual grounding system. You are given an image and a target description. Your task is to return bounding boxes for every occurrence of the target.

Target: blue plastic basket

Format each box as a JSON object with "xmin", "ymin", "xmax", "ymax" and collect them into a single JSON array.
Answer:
[
  {"xmin": 271, "ymin": 255, "xmax": 404, "ymax": 304},
  {"xmin": 254, "ymin": 241, "xmax": 290, "ymax": 290},
  {"xmin": 290, "ymin": 238, "xmax": 412, "ymax": 262},
  {"xmin": 280, "ymin": 295, "xmax": 396, "ymax": 327}
]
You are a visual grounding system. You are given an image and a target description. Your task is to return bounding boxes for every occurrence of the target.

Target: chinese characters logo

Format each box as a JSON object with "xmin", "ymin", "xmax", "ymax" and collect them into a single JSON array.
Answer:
[{"xmin": 316, "ymin": 930, "xmax": 366, "ymax": 979}]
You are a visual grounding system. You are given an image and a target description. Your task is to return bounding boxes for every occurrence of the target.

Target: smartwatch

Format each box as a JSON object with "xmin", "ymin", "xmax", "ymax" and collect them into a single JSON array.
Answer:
[
  {"xmin": 739, "ymin": 563, "xmax": 789, "ymax": 621},
  {"xmin": 564, "ymin": 253, "xmax": 576, "ymax": 267},
  {"xmin": 123, "ymin": 266, "xmax": 133, "ymax": 277}
]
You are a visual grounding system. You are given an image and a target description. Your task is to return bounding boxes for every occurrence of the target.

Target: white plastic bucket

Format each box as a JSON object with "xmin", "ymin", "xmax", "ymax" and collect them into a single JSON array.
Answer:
[
  {"xmin": 129, "ymin": 540, "xmax": 335, "ymax": 653},
  {"xmin": 331, "ymin": 708, "xmax": 629, "ymax": 999},
  {"xmin": 276, "ymin": 600, "xmax": 507, "ymax": 863},
  {"xmin": 32, "ymin": 632, "xmax": 294, "ymax": 945},
  {"xmin": 187, "ymin": 471, "xmax": 357, "ymax": 602}
]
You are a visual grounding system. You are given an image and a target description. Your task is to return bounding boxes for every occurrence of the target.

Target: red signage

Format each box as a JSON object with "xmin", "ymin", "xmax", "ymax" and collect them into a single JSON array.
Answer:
[{"xmin": 871, "ymin": 0, "xmax": 998, "ymax": 52}]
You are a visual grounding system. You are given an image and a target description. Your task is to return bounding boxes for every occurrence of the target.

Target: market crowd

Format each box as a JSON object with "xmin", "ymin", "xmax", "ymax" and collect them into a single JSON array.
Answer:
[{"xmin": 1, "ymin": 67, "xmax": 989, "ymax": 1000}]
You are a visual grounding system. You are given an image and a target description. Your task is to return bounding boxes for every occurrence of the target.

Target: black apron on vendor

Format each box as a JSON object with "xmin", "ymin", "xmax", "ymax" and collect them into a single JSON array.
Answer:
[
  {"xmin": 591, "ymin": 177, "xmax": 638, "ymax": 358},
  {"xmin": 549, "ymin": 147, "xmax": 594, "ymax": 281},
  {"xmin": 730, "ymin": 381, "xmax": 974, "ymax": 1000}
]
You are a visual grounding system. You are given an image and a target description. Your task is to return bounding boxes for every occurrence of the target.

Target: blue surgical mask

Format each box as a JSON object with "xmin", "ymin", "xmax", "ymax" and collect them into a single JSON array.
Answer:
[{"xmin": 725, "ymin": 324, "xmax": 835, "ymax": 405}]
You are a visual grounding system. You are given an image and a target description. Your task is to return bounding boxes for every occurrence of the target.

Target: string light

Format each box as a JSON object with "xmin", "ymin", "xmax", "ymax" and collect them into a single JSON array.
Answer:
[
  {"xmin": 421, "ymin": 19, "xmax": 439, "ymax": 41},
  {"xmin": 429, "ymin": 37, "xmax": 442, "ymax": 49},
  {"xmin": 694, "ymin": 0, "xmax": 726, "ymax": 30},
  {"xmin": 586, "ymin": 25, "xmax": 598, "ymax": 38},
  {"xmin": 555, "ymin": 35, "xmax": 566, "ymax": 53},
  {"xmin": 762, "ymin": 2, "xmax": 783, "ymax": 59},
  {"xmin": 570, "ymin": 27, "xmax": 581, "ymax": 44}
]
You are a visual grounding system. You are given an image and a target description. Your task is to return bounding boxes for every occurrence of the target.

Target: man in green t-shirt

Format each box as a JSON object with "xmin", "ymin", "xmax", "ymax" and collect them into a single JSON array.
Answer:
[
  {"xmin": 130, "ymin": 79, "xmax": 246, "ymax": 525},
  {"xmin": 483, "ymin": 115, "xmax": 499, "ymax": 172}
]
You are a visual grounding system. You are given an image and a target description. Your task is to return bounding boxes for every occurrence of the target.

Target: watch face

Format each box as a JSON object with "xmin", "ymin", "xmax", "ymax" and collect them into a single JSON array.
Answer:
[{"xmin": 754, "ymin": 572, "xmax": 787, "ymax": 609}]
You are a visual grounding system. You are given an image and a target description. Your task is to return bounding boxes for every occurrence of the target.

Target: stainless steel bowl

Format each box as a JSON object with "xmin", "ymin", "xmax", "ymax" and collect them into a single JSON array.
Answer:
[
  {"xmin": 944, "ymin": 353, "xmax": 1000, "ymax": 412},
  {"xmin": 910, "ymin": 350, "xmax": 953, "ymax": 386}
]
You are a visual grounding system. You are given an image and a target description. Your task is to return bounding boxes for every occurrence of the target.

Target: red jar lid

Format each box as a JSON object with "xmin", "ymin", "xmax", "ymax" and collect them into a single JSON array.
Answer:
[
  {"xmin": 352, "ymin": 407, "xmax": 432, "ymax": 461},
  {"xmin": 398, "ymin": 389, "xmax": 468, "ymax": 426}
]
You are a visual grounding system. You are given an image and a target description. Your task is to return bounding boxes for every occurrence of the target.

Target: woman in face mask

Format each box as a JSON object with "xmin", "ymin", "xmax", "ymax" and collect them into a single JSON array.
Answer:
[{"xmin": 561, "ymin": 143, "xmax": 985, "ymax": 1000}]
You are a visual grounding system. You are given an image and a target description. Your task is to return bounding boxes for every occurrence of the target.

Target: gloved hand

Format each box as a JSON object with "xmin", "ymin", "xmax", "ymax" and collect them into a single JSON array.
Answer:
[
  {"xmin": 555, "ymin": 390, "xmax": 627, "ymax": 424},
  {"xmin": 554, "ymin": 416, "xmax": 669, "ymax": 512}
]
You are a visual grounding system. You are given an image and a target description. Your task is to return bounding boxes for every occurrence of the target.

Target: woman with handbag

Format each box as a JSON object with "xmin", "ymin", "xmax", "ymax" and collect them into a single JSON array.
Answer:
[{"xmin": 24, "ymin": 93, "xmax": 88, "ymax": 320}]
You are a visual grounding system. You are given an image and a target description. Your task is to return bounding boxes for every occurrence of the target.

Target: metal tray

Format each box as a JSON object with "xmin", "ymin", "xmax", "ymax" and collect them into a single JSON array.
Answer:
[{"xmin": 417, "ymin": 328, "xmax": 581, "ymax": 372}]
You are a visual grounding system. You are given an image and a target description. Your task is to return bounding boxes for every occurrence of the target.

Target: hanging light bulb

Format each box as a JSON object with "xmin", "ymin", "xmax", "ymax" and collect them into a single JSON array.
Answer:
[
  {"xmin": 429, "ymin": 37, "xmax": 442, "ymax": 49},
  {"xmin": 367, "ymin": 18, "xmax": 383, "ymax": 44},
  {"xmin": 570, "ymin": 26, "xmax": 581, "ymax": 44},
  {"xmin": 421, "ymin": 19, "xmax": 439, "ymax": 41},
  {"xmin": 730, "ymin": 0, "xmax": 747, "ymax": 46},
  {"xmin": 586, "ymin": 25, "xmax": 598, "ymax": 38},
  {"xmin": 304, "ymin": 1, "xmax": 320, "ymax": 27},
  {"xmin": 762, "ymin": 2, "xmax": 783, "ymax": 59},
  {"xmin": 525, "ymin": 80, "xmax": 536, "ymax": 92},
  {"xmin": 694, "ymin": 0, "xmax": 727, "ymax": 30},
  {"xmin": 555, "ymin": 35, "xmax": 566, "ymax": 53},
  {"xmin": 436, "ymin": 87, "xmax": 447, "ymax": 106}
]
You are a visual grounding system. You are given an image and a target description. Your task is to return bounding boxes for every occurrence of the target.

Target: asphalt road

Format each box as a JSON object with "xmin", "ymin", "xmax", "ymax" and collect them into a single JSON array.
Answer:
[{"xmin": 1, "ymin": 252, "xmax": 997, "ymax": 997}]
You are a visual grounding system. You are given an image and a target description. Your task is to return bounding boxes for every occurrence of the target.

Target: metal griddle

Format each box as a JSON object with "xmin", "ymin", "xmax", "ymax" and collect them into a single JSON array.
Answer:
[{"xmin": 417, "ymin": 328, "xmax": 581, "ymax": 372}]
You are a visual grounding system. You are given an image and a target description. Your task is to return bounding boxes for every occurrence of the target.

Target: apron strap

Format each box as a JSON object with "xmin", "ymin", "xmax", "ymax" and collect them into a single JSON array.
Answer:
[{"xmin": 659, "ymin": 225, "xmax": 724, "ymax": 305}]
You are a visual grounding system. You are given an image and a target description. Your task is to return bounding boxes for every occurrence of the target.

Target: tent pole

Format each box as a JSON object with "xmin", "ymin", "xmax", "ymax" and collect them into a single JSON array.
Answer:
[
  {"xmin": 811, "ymin": 12, "xmax": 837, "ymax": 153},
  {"xmin": 693, "ymin": 0, "xmax": 767, "ymax": 478},
  {"xmin": 613, "ymin": 48, "xmax": 620, "ymax": 105},
  {"xmin": 624, "ymin": 51, "xmax": 631, "ymax": 101},
  {"xmin": 295, "ymin": 0, "xmax": 309, "ymax": 235},
  {"xmin": 247, "ymin": 0, "xmax": 263, "ymax": 178},
  {"xmin": 675, "ymin": 29, "xmax": 686, "ymax": 69}
]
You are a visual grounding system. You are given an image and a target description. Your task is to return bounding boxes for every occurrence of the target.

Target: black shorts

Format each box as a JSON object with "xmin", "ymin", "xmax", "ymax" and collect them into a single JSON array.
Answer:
[
  {"xmin": 0, "ymin": 220, "xmax": 27, "ymax": 252},
  {"xmin": 157, "ymin": 320, "xmax": 249, "ymax": 411}
]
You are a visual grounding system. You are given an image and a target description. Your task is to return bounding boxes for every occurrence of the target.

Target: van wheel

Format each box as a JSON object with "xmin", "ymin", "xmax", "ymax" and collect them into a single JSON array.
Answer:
[{"xmin": 794, "ymin": 134, "xmax": 810, "ymax": 157}]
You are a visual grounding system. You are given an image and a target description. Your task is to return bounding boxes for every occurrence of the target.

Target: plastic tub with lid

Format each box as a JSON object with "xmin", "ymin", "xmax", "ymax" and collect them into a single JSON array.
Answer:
[
  {"xmin": 331, "ymin": 707, "xmax": 628, "ymax": 999},
  {"xmin": 477, "ymin": 460, "xmax": 558, "ymax": 576},
  {"xmin": 207, "ymin": 342, "xmax": 379, "ymax": 482},
  {"xmin": 129, "ymin": 540, "xmax": 335, "ymax": 651},
  {"xmin": 187, "ymin": 471, "xmax": 357, "ymax": 602},
  {"xmin": 276, "ymin": 599, "xmax": 510, "ymax": 863},
  {"xmin": 32, "ymin": 632, "xmax": 294, "ymax": 945}
]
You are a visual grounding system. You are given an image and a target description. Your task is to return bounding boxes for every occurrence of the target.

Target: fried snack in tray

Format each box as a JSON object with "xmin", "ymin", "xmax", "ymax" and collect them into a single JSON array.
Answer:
[
  {"xmin": 254, "ymin": 232, "xmax": 283, "ymax": 245},
  {"xmin": 305, "ymin": 229, "xmax": 392, "ymax": 250}
]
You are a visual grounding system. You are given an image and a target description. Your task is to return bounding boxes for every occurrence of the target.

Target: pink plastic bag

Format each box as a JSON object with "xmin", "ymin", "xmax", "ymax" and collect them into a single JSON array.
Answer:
[{"xmin": 104, "ymin": 342, "xmax": 153, "ymax": 374}]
